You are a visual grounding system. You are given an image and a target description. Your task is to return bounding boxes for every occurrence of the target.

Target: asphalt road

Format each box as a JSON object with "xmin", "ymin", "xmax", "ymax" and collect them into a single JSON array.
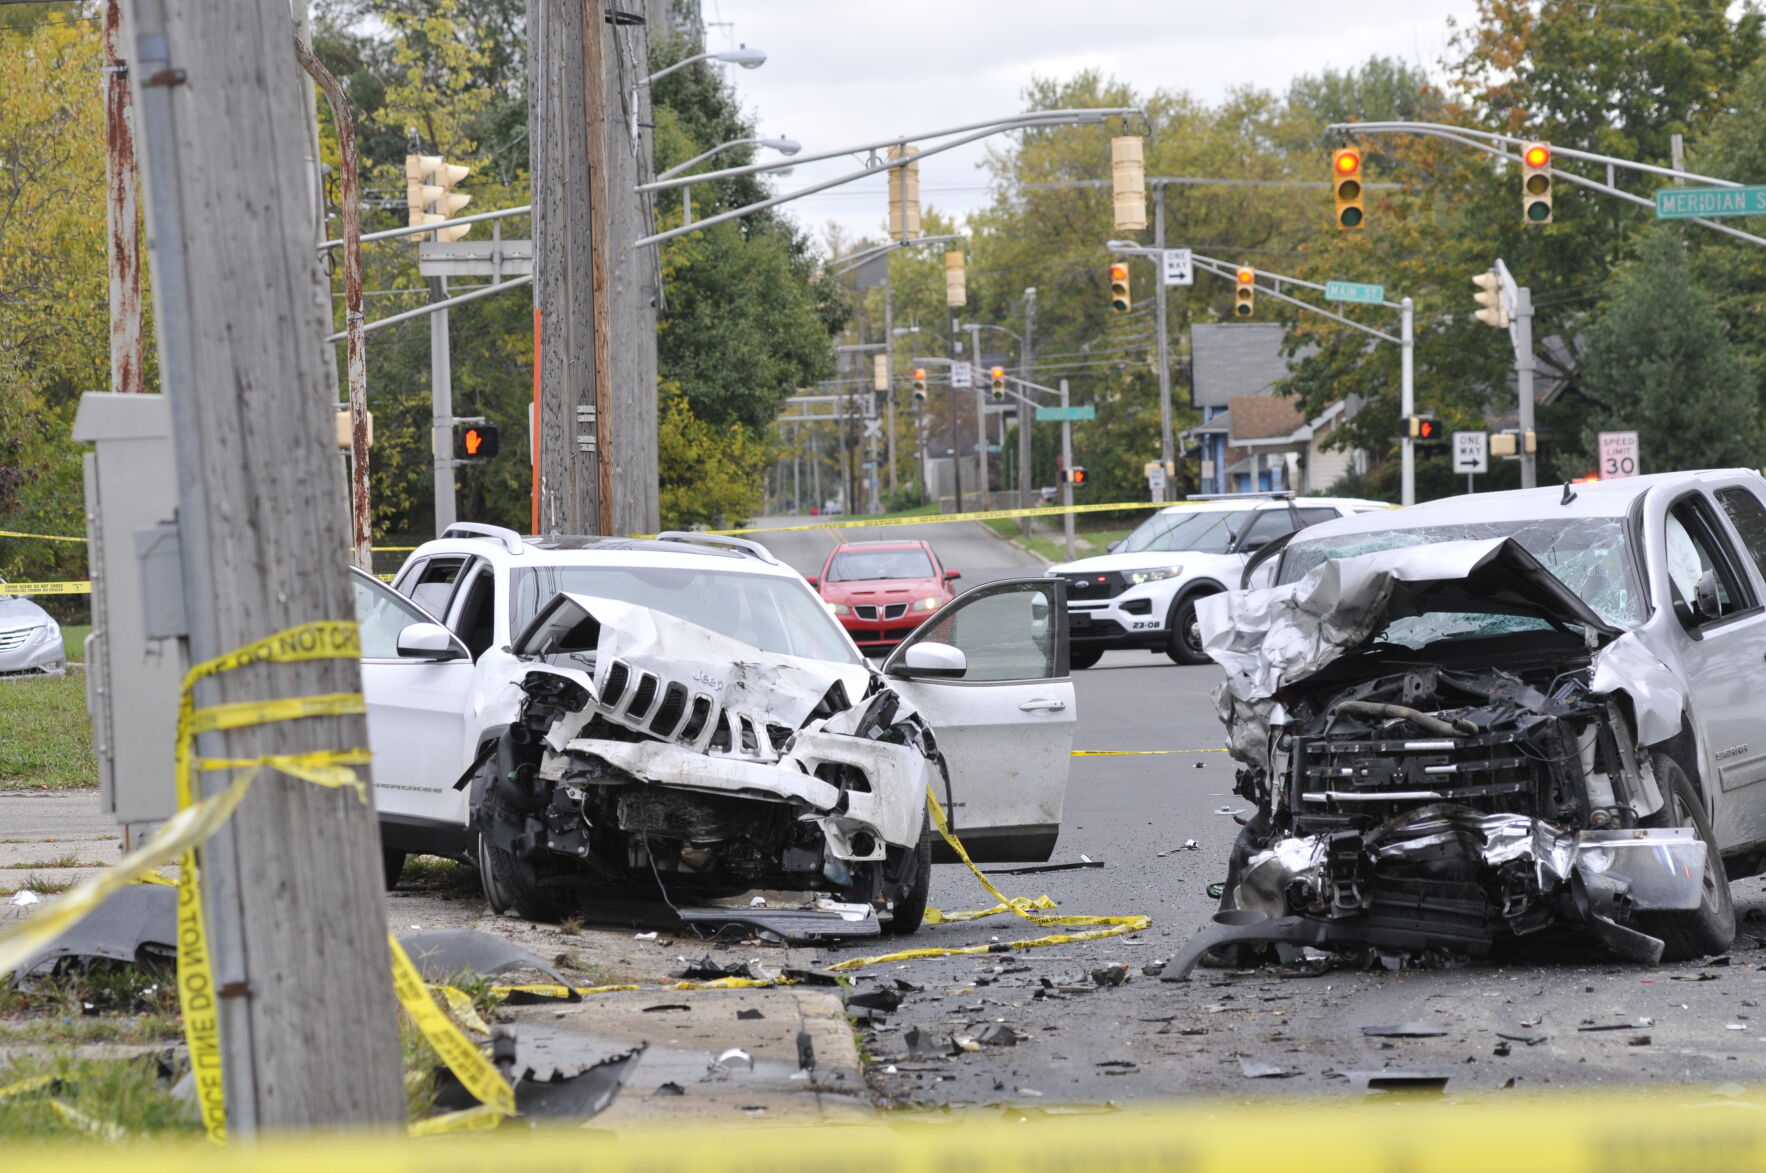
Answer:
[
  {"xmin": 747, "ymin": 519, "xmax": 1766, "ymax": 1110},
  {"xmin": 743, "ymin": 515, "xmax": 1043, "ymax": 590}
]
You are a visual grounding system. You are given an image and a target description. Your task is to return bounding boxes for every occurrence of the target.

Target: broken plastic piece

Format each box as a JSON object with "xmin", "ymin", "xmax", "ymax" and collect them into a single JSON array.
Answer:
[
  {"xmin": 398, "ymin": 929, "xmax": 576, "ymax": 996},
  {"xmin": 12, "ymin": 883, "xmax": 175, "ymax": 982},
  {"xmin": 973, "ymin": 1023, "xmax": 1019, "ymax": 1047},
  {"xmin": 10, "ymin": 891, "xmax": 41, "ymax": 907},
  {"xmin": 1239, "ymin": 1059, "xmax": 1295, "ymax": 1079},
  {"xmin": 715, "ymin": 1047, "xmax": 754, "ymax": 1069},
  {"xmin": 736, "ymin": 1008, "xmax": 764, "ymax": 1020},
  {"xmin": 1360, "ymin": 1023, "xmax": 1446, "ymax": 1038}
]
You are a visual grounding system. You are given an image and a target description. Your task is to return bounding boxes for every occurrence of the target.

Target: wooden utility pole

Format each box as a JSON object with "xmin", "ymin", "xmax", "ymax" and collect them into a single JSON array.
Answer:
[
  {"xmin": 529, "ymin": 0, "xmax": 603, "ymax": 535},
  {"xmin": 607, "ymin": 5, "xmax": 660, "ymax": 536},
  {"xmin": 121, "ymin": 0, "xmax": 404, "ymax": 1131},
  {"xmin": 582, "ymin": 0, "xmax": 615, "ymax": 535},
  {"xmin": 102, "ymin": 0, "xmax": 143, "ymax": 396}
]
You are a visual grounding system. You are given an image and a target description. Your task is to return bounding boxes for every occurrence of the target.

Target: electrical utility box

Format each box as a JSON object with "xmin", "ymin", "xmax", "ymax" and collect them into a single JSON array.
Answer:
[{"xmin": 71, "ymin": 392, "xmax": 185, "ymax": 844}]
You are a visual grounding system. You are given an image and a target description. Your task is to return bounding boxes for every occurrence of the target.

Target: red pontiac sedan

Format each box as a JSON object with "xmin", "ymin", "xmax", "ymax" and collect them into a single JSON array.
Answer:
[{"xmin": 808, "ymin": 540, "xmax": 960, "ymax": 653}]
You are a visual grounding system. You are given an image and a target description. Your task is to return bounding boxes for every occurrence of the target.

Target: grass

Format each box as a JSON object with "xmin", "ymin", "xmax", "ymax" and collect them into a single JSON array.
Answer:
[
  {"xmin": 0, "ymin": 674, "xmax": 96, "ymax": 790},
  {"xmin": 0, "ymin": 852, "xmax": 84, "ymax": 871},
  {"xmin": 0, "ymin": 875, "xmax": 77, "ymax": 897},
  {"xmin": 984, "ymin": 517, "xmax": 1133, "ymax": 563},
  {"xmin": 58, "ymin": 625, "xmax": 89, "ymax": 664},
  {"xmin": 0, "ymin": 1053, "xmax": 199, "ymax": 1139},
  {"xmin": 399, "ymin": 855, "xmax": 484, "ymax": 900}
]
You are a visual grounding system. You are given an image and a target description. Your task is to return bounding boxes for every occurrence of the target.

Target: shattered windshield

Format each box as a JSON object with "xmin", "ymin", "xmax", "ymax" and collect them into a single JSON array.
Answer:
[
  {"xmin": 1120, "ymin": 510, "xmax": 1246, "ymax": 554},
  {"xmin": 510, "ymin": 566, "xmax": 861, "ymax": 665},
  {"xmin": 1279, "ymin": 517, "xmax": 1643, "ymax": 646}
]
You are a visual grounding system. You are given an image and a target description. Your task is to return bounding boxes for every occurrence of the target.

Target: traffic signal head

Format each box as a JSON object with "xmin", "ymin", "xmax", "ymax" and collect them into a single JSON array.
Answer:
[
  {"xmin": 945, "ymin": 251, "xmax": 966, "ymax": 308},
  {"xmin": 873, "ymin": 353, "xmax": 889, "ymax": 392},
  {"xmin": 1404, "ymin": 416, "xmax": 1440, "ymax": 441},
  {"xmin": 1067, "ymin": 466, "xmax": 1089, "ymax": 487},
  {"xmin": 405, "ymin": 154, "xmax": 472, "ymax": 242},
  {"xmin": 1234, "ymin": 266, "xmax": 1256, "ymax": 318},
  {"xmin": 1471, "ymin": 270, "xmax": 1508, "ymax": 328},
  {"xmin": 454, "ymin": 423, "xmax": 500, "ymax": 460},
  {"xmin": 887, "ymin": 144, "xmax": 922, "ymax": 240},
  {"xmin": 912, "ymin": 368, "xmax": 927, "ymax": 401},
  {"xmin": 1331, "ymin": 147, "xmax": 1365, "ymax": 230},
  {"xmin": 990, "ymin": 366, "xmax": 1006, "ymax": 401},
  {"xmin": 1111, "ymin": 136, "xmax": 1146, "ymax": 231},
  {"xmin": 1521, "ymin": 141, "xmax": 1552, "ymax": 225},
  {"xmin": 1110, "ymin": 262, "xmax": 1131, "ymax": 313}
]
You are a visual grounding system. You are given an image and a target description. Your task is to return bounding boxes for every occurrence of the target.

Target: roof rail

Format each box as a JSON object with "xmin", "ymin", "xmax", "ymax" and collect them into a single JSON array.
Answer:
[
  {"xmin": 655, "ymin": 530, "xmax": 781, "ymax": 565},
  {"xmin": 1183, "ymin": 491, "xmax": 1296, "ymax": 502},
  {"xmin": 440, "ymin": 522, "xmax": 526, "ymax": 554}
]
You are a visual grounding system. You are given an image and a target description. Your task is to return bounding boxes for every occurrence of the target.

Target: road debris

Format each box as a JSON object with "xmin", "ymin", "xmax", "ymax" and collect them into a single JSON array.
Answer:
[
  {"xmin": 1360, "ymin": 1023, "xmax": 1446, "ymax": 1038},
  {"xmin": 1239, "ymin": 1058, "xmax": 1296, "ymax": 1079}
]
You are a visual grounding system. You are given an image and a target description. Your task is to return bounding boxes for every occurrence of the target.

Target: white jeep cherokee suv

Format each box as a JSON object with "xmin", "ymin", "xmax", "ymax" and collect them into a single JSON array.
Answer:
[
  {"xmin": 1047, "ymin": 495, "xmax": 1388, "ymax": 668},
  {"xmin": 350, "ymin": 523, "xmax": 1077, "ymax": 938}
]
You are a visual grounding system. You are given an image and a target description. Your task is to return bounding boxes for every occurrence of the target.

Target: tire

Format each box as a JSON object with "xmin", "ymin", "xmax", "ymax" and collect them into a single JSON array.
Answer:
[
  {"xmin": 382, "ymin": 847, "xmax": 407, "ymax": 891},
  {"xmin": 1164, "ymin": 593, "xmax": 1214, "ymax": 666},
  {"xmin": 476, "ymin": 835, "xmax": 572, "ymax": 922},
  {"xmin": 1068, "ymin": 644, "xmax": 1104, "ymax": 671},
  {"xmin": 1637, "ymin": 756, "xmax": 1735, "ymax": 962},
  {"xmin": 882, "ymin": 817, "xmax": 934, "ymax": 936}
]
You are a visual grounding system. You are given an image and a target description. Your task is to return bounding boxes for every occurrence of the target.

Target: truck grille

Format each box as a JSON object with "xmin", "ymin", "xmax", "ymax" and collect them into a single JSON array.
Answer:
[{"xmin": 1290, "ymin": 730, "xmax": 1544, "ymax": 837}]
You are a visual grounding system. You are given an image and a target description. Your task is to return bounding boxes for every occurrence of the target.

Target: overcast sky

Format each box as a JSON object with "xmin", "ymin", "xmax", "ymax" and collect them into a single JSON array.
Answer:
[{"xmin": 696, "ymin": 0, "xmax": 1481, "ymax": 246}]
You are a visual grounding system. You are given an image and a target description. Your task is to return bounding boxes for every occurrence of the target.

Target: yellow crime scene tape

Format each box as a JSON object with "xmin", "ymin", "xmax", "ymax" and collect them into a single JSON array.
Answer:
[
  {"xmin": 12, "ymin": 1085, "xmax": 1766, "ymax": 1171},
  {"xmin": 0, "ymin": 619, "xmax": 515, "ymax": 1142},
  {"xmin": 0, "ymin": 529, "xmax": 86, "ymax": 542}
]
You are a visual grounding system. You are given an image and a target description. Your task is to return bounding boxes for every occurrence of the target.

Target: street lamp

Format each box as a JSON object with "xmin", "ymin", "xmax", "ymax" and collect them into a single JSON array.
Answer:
[
  {"xmin": 660, "ymin": 136, "xmax": 800, "ymax": 225},
  {"xmin": 642, "ymin": 44, "xmax": 767, "ymax": 86}
]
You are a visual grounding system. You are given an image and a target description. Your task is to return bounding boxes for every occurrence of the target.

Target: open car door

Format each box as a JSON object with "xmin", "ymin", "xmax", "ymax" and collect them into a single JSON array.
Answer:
[
  {"xmin": 882, "ymin": 578, "xmax": 1075, "ymax": 862},
  {"xmin": 351, "ymin": 569, "xmax": 477, "ymax": 848}
]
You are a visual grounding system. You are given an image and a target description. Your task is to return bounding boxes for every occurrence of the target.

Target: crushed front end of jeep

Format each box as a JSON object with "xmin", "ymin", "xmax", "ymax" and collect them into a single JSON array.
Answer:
[
  {"xmin": 1166, "ymin": 538, "xmax": 1708, "ymax": 978},
  {"xmin": 469, "ymin": 593, "xmax": 937, "ymax": 937}
]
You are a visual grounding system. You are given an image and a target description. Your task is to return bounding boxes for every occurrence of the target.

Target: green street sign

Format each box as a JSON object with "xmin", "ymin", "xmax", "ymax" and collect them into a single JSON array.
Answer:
[
  {"xmin": 1324, "ymin": 280, "xmax": 1385, "ymax": 304},
  {"xmin": 1655, "ymin": 186, "xmax": 1766, "ymax": 220},
  {"xmin": 1035, "ymin": 405, "xmax": 1096, "ymax": 422}
]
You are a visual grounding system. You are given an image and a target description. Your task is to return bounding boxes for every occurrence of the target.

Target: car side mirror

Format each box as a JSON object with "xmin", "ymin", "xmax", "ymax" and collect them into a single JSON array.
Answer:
[
  {"xmin": 944, "ymin": 569, "xmax": 961, "ymax": 581},
  {"xmin": 889, "ymin": 640, "xmax": 966, "ymax": 679},
  {"xmin": 806, "ymin": 576, "xmax": 819, "ymax": 588},
  {"xmin": 1694, "ymin": 569, "xmax": 1724, "ymax": 622},
  {"xmin": 396, "ymin": 622, "xmax": 465, "ymax": 661}
]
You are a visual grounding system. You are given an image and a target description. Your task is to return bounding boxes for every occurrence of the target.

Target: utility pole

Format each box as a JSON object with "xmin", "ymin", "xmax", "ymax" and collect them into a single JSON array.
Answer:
[
  {"xmin": 947, "ymin": 306, "xmax": 963, "ymax": 513},
  {"xmin": 966, "ymin": 323, "xmax": 989, "ymax": 511},
  {"xmin": 103, "ymin": 0, "xmax": 143, "ymax": 397},
  {"xmin": 122, "ymin": 0, "xmax": 403, "ymax": 1131},
  {"xmin": 1060, "ymin": 379, "xmax": 1075, "ymax": 560},
  {"xmin": 1152, "ymin": 183, "xmax": 1173, "ymax": 501},
  {"xmin": 1020, "ymin": 288, "xmax": 1035, "ymax": 534},
  {"xmin": 1514, "ymin": 286, "xmax": 1537, "ymax": 489},
  {"xmin": 607, "ymin": 5, "xmax": 660, "ymax": 535},
  {"xmin": 528, "ymin": 0, "xmax": 605, "ymax": 536},
  {"xmin": 883, "ymin": 283, "xmax": 898, "ymax": 495}
]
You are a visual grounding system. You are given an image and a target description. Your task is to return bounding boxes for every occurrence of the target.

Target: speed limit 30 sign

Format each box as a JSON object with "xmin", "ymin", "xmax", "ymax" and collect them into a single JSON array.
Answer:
[{"xmin": 1599, "ymin": 431, "xmax": 1639, "ymax": 479}]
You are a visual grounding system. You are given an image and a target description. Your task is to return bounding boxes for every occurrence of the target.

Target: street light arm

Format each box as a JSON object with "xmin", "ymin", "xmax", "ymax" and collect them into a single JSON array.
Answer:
[
  {"xmin": 1331, "ymin": 120, "xmax": 1740, "ymax": 189},
  {"xmin": 1190, "ymin": 257, "xmax": 1399, "ymax": 344},
  {"xmin": 829, "ymin": 234, "xmax": 966, "ymax": 277},
  {"xmin": 637, "ymin": 107, "xmax": 1141, "ymax": 194},
  {"xmin": 635, "ymin": 110, "xmax": 1141, "ymax": 249},
  {"xmin": 657, "ymin": 137, "xmax": 763, "ymax": 180},
  {"xmin": 642, "ymin": 51, "xmax": 717, "ymax": 85}
]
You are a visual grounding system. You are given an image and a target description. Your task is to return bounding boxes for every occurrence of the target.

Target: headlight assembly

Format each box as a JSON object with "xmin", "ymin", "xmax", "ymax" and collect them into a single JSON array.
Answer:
[
  {"xmin": 910, "ymin": 596, "xmax": 942, "ymax": 612},
  {"xmin": 1126, "ymin": 566, "xmax": 1183, "ymax": 586}
]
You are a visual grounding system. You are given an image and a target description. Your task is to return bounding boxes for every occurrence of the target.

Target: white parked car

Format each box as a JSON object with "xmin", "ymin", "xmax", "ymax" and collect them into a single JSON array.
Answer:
[
  {"xmin": 0, "ymin": 590, "xmax": 65, "ymax": 677},
  {"xmin": 350, "ymin": 524, "xmax": 1076, "ymax": 938},
  {"xmin": 1046, "ymin": 495, "xmax": 1388, "ymax": 668}
]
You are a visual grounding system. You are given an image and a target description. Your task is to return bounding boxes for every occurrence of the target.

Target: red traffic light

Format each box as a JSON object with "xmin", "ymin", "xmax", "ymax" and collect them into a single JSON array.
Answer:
[
  {"xmin": 1333, "ymin": 148, "xmax": 1361, "ymax": 175},
  {"xmin": 1109, "ymin": 262, "xmax": 1129, "ymax": 283},
  {"xmin": 1416, "ymin": 419, "xmax": 1441, "ymax": 441},
  {"xmin": 1523, "ymin": 143, "xmax": 1550, "ymax": 169},
  {"xmin": 1069, "ymin": 466, "xmax": 1089, "ymax": 486},
  {"xmin": 454, "ymin": 423, "xmax": 500, "ymax": 459}
]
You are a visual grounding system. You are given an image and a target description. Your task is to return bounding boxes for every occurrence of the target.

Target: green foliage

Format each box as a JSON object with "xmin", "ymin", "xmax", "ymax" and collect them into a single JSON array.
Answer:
[
  {"xmin": 657, "ymin": 389, "xmax": 769, "ymax": 529},
  {"xmin": 1559, "ymin": 228, "xmax": 1763, "ymax": 479}
]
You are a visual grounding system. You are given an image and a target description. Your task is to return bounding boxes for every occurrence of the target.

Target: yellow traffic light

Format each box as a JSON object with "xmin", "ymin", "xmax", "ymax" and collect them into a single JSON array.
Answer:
[
  {"xmin": 912, "ymin": 368, "xmax": 927, "ymax": 401},
  {"xmin": 887, "ymin": 144, "xmax": 922, "ymax": 240},
  {"xmin": 945, "ymin": 251, "xmax": 966, "ymax": 308},
  {"xmin": 990, "ymin": 365, "xmax": 1006, "ymax": 401},
  {"xmin": 1471, "ymin": 270, "xmax": 1508, "ymax": 328},
  {"xmin": 1234, "ymin": 266, "xmax": 1256, "ymax": 318},
  {"xmin": 406, "ymin": 154, "xmax": 472, "ymax": 242},
  {"xmin": 1111, "ymin": 136, "xmax": 1146, "ymax": 231},
  {"xmin": 1110, "ymin": 262, "xmax": 1131, "ymax": 313},
  {"xmin": 1521, "ymin": 141, "xmax": 1552, "ymax": 225},
  {"xmin": 1332, "ymin": 147, "xmax": 1365, "ymax": 230}
]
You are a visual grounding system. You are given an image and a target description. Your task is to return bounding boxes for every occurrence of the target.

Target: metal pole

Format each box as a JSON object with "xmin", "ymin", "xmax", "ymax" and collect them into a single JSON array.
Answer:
[
  {"xmin": 792, "ymin": 453, "xmax": 800, "ymax": 513},
  {"xmin": 1400, "ymin": 296, "xmax": 1415, "ymax": 507},
  {"xmin": 968, "ymin": 323, "xmax": 989, "ymax": 511},
  {"xmin": 948, "ymin": 306, "xmax": 963, "ymax": 512},
  {"xmin": 1061, "ymin": 379, "xmax": 1075, "ymax": 561},
  {"xmin": 430, "ymin": 284, "xmax": 456, "ymax": 533},
  {"xmin": 1153, "ymin": 183, "xmax": 1172, "ymax": 499},
  {"xmin": 103, "ymin": 0, "xmax": 143, "ymax": 397},
  {"xmin": 1020, "ymin": 288, "xmax": 1035, "ymax": 532},
  {"xmin": 884, "ymin": 278, "xmax": 898, "ymax": 494},
  {"xmin": 1515, "ymin": 287, "xmax": 1537, "ymax": 489}
]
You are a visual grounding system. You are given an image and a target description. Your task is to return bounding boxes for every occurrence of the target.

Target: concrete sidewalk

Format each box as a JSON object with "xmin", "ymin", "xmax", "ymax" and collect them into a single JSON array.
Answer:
[{"xmin": 2, "ymin": 788, "xmax": 871, "ymax": 1125}]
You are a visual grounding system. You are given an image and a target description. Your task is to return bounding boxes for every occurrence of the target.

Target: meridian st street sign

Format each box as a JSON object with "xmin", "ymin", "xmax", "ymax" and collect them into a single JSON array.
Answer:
[
  {"xmin": 1324, "ymin": 280, "xmax": 1385, "ymax": 304},
  {"xmin": 1035, "ymin": 405, "xmax": 1096, "ymax": 422},
  {"xmin": 1655, "ymin": 186, "xmax": 1766, "ymax": 220}
]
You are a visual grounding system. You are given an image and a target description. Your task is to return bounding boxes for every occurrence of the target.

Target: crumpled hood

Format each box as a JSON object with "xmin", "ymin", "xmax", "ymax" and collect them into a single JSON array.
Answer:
[
  {"xmin": 514, "ymin": 591, "xmax": 873, "ymax": 743},
  {"xmin": 1199, "ymin": 537, "xmax": 1618, "ymax": 706}
]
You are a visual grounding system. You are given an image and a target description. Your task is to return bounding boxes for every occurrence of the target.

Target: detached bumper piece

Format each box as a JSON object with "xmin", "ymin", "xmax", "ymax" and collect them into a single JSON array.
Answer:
[{"xmin": 676, "ymin": 903, "xmax": 882, "ymax": 942}]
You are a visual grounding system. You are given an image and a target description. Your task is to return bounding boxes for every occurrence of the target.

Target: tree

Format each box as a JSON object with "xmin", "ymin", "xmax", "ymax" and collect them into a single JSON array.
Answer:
[
  {"xmin": 657, "ymin": 387, "xmax": 769, "ymax": 528},
  {"xmin": 1560, "ymin": 228, "xmax": 1762, "ymax": 478}
]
